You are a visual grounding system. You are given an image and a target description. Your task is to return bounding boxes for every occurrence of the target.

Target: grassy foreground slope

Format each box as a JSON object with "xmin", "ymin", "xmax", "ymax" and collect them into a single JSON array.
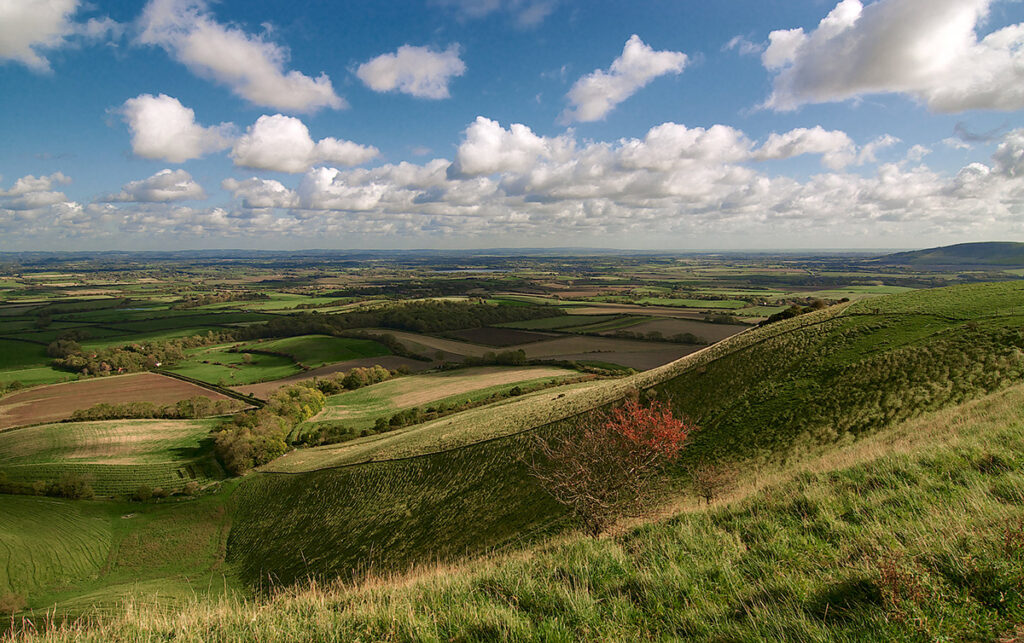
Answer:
[
  {"xmin": 228, "ymin": 282, "xmax": 1024, "ymax": 587},
  {"xmin": 0, "ymin": 488, "xmax": 238, "ymax": 613},
  {"xmin": 17, "ymin": 373, "xmax": 1024, "ymax": 641}
]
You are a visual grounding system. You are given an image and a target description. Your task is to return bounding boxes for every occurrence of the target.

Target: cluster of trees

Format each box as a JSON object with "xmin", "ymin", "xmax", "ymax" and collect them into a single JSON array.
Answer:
[
  {"xmin": 171, "ymin": 290, "xmax": 269, "ymax": 309},
  {"xmin": 304, "ymin": 365, "xmax": 396, "ymax": 395},
  {"xmin": 68, "ymin": 396, "xmax": 239, "ymax": 421},
  {"xmin": 131, "ymin": 481, "xmax": 200, "ymax": 501},
  {"xmin": 50, "ymin": 331, "xmax": 232, "ymax": 376},
  {"xmin": 760, "ymin": 299, "xmax": 829, "ymax": 326},
  {"xmin": 292, "ymin": 421, "xmax": 366, "ymax": 447},
  {"xmin": 462, "ymin": 349, "xmax": 528, "ymax": 367},
  {"xmin": 0, "ymin": 471, "xmax": 95, "ymax": 500},
  {"xmin": 603, "ymin": 330, "xmax": 707, "ymax": 344},
  {"xmin": 214, "ymin": 385, "xmax": 326, "ymax": 474},
  {"xmin": 236, "ymin": 300, "xmax": 560, "ymax": 340},
  {"xmin": 703, "ymin": 313, "xmax": 742, "ymax": 325}
]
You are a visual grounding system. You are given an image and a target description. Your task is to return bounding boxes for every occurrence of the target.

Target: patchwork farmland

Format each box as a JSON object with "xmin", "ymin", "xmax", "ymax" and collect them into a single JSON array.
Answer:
[{"xmin": 4, "ymin": 248, "xmax": 1024, "ymax": 640}]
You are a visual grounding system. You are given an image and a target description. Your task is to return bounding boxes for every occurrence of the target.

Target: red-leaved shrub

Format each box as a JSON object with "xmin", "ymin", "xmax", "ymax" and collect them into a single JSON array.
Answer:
[{"xmin": 527, "ymin": 394, "xmax": 696, "ymax": 535}]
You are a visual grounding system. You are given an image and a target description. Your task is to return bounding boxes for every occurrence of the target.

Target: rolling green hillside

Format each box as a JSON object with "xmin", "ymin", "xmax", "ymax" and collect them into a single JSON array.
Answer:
[
  {"xmin": 16, "ymin": 364, "xmax": 1024, "ymax": 641},
  {"xmin": 881, "ymin": 241, "xmax": 1024, "ymax": 266},
  {"xmin": 226, "ymin": 281, "xmax": 1024, "ymax": 587},
  {"xmin": 7, "ymin": 281, "xmax": 1024, "ymax": 627},
  {"xmin": 0, "ymin": 487, "xmax": 239, "ymax": 615}
]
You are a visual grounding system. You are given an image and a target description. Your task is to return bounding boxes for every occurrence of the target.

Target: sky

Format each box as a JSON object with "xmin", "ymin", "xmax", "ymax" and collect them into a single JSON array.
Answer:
[{"xmin": 1, "ymin": 0, "xmax": 1024, "ymax": 251}]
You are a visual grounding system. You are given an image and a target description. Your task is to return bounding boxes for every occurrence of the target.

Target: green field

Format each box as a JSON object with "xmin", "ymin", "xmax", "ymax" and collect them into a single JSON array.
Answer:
[
  {"xmin": 0, "ymin": 419, "xmax": 225, "ymax": 496},
  {"xmin": 168, "ymin": 345, "xmax": 299, "ymax": 386},
  {"xmin": 167, "ymin": 336, "xmax": 391, "ymax": 386},
  {"xmin": 7, "ymin": 256, "xmax": 1024, "ymax": 637},
  {"xmin": 303, "ymin": 366, "xmax": 578, "ymax": 434},
  {"xmin": 245, "ymin": 335, "xmax": 389, "ymax": 368},
  {"xmin": 0, "ymin": 339, "xmax": 48, "ymax": 370},
  {"xmin": 0, "ymin": 496, "xmax": 112, "ymax": 597},
  {"xmin": 0, "ymin": 366, "xmax": 78, "ymax": 388}
]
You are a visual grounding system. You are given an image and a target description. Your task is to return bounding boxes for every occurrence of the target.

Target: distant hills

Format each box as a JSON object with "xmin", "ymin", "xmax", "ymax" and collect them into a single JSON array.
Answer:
[{"xmin": 881, "ymin": 241, "xmax": 1024, "ymax": 266}]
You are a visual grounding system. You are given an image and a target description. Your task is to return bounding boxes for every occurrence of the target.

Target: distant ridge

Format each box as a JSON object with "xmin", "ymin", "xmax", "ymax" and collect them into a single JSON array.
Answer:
[{"xmin": 880, "ymin": 241, "xmax": 1024, "ymax": 266}]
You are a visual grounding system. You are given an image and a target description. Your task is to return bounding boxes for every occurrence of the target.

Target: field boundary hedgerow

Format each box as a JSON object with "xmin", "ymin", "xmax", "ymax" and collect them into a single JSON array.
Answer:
[{"xmin": 153, "ymin": 370, "xmax": 265, "ymax": 407}]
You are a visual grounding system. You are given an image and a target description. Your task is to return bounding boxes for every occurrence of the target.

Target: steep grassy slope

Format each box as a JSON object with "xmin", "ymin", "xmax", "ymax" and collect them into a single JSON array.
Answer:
[
  {"xmin": 227, "ymin": 282, "xmax": 1024, "ymax": 587},
  {"xmin": 0, "ymin": 496, "xmax": 111, "ymax": 597},
  {"xmin": 15, "ymin": 375, "xmax": 1024, "ymax": 641},
  {"xmin": 0, "ymin": 488, "xmax": 238, "ymax": 614}
]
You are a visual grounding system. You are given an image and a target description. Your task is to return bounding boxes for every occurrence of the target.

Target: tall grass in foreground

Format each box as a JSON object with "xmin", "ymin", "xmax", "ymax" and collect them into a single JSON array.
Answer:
[{"xmin": 8, "ymin": 383, "xmax": 1024, "ymax": 642}]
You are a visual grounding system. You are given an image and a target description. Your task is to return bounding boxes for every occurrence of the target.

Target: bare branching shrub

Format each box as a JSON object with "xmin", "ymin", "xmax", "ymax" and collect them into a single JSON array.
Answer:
[
  {"xmin": 526, "ymin": 395, "xmax": 697, "ymax": 536},
  {"xmin": 689, "ymin": 460, "xmax": 736, "ymax": 505}
]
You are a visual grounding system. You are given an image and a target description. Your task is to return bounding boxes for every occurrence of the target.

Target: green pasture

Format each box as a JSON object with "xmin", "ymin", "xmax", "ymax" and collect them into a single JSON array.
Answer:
[
  {"xmin": 0, "ymin": 339, "xmax": 49, "ymax": 370},
  {"xmin": 0, "ymin": 366, "xmax": 79, "ymax": 388},
  {"xmin": 168, "ymin": 345, "xmax": 298, "ymax": 386},
  {"xmin": 232, "ymin": 281, "xmax": 1024, "ymax": 587},
  {"xmin": 245, "ymin": 335, "xmax": 389, "ymax": 368}
]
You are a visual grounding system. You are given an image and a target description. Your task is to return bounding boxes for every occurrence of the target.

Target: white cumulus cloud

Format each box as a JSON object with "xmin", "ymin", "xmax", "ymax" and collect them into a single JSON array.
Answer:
[
  {"xmin": 222, "ymin": 177, "xmax": 298, "ymax": 209},
  {"xmin": 0, "ymin": 0, "xmax": 121, "ymax": 72},
  {"xmin": 450, "ymin": 116, "xmax": 574, "ymax": 176},
  {"xmin": 755, "ymin": 127, "xmax": 857, "ymax": 169},
  {"xmin": 138, "ymin": 0, "xmax": 343, "ymax": 112},
  {"xmin": 561, "ymin": 35, "xmax": 688, "ymax": 123},
  {"xmin": 119, "ymin": 94, "xmax": 234, "ymax": 163},
  {"xmin": 762, "ymin": 0, "xmax": 1024, "ymax": 112},
  {"xmin": 102, "ymin": 169, "xmax": 206, "ymax": 203},
  {"xmin": 231, "ymin": 114, "xmax": 379, "ymax": 174},
  {"xmin": 356, "ymin": 44, "xmax": 466, "ymax": 99}
]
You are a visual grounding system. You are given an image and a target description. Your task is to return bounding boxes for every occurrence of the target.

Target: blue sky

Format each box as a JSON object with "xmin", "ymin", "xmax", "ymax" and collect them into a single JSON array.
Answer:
[{"xmin": 1, "ymin": 0, "xmax": 1023, "ymax": 250}]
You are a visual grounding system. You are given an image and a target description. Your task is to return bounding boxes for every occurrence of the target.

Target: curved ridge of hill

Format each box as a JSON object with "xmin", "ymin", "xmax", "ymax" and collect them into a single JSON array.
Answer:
[
  {"xmin": 880, "ymin": 241, "xmax": 1024, "ymax": 266},
  {"xmin": 226, "ymin": 281, "xmax": 1024, "ymax": 587}
]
